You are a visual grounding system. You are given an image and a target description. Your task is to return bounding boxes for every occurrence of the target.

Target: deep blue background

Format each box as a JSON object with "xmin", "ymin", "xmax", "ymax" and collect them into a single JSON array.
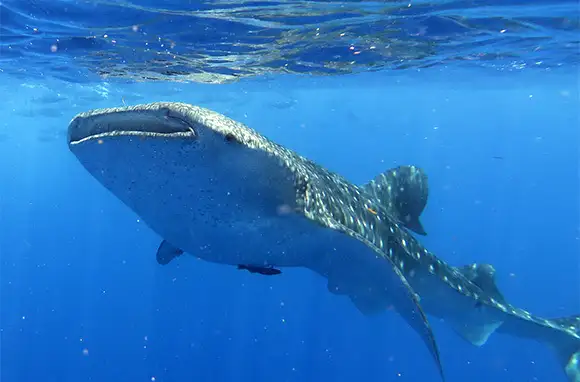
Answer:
[{"xmin": 0, "ymin": 69, "xmax": 578, "ymax": 382}]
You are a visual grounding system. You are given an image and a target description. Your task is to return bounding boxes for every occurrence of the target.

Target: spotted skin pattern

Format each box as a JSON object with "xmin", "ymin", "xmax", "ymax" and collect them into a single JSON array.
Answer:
[
  {"xmin": 68, "ymin": 102, "xmax": 580, "ymax": 382},
  {"xmin": 362, "ymin": 165, "xmax": 429, "ymax": 235}
]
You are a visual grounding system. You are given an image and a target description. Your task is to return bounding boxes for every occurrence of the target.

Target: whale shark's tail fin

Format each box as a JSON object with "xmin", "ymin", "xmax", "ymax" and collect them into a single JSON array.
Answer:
[
  {"xmin": 561, "ymin": 347, "xmax": 580, "ymax": 382},
  {"xmin": 548, "ymin": 315, "xmax": 580, "ymax": 382},
  {"xmin": 362, "ymin": 165, "xmax": 429, "ymax": 235},
  {"xmin": 448, "ymin": 262, "xmax": 580, "ymax": 382}
]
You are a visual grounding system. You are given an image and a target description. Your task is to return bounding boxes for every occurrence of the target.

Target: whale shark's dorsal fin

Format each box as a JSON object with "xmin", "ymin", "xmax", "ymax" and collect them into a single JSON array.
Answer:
[
  {"xmin": 362, "ymin": 165, "xmax": 428, "ymax": 236},
  {"xmin": 457, "ymin": 263, "xmax": 505, "ymax": 303},
  {"xmin": 445, "ymin": 263, "xmax": 506, "ymax": 347}
]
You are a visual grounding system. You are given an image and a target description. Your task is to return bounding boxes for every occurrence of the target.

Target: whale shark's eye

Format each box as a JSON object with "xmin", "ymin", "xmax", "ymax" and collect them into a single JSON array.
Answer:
[{"xmin": 224, "ymin": 133, "xmax": 238, "ymax": 143}]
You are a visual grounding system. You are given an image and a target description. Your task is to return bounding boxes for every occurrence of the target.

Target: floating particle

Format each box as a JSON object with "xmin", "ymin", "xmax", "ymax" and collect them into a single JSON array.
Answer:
[{"xmin": 276, "ymin": 204, "xmax": 292, "ymax": 215}]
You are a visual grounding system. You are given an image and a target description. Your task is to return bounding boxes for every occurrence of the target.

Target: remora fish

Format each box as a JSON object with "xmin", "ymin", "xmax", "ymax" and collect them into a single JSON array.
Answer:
[
  {"xmin": 67, "ymin": 102, "xmax": 579, "ymax": 382},
  {"xmin": 237, "ymin": 264, "xmax": 282, "ymax": 275}
]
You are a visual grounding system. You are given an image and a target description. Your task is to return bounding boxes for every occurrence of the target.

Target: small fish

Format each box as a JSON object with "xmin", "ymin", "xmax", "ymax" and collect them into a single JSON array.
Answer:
[
  {"xmin": 237, "ymin": 264, "xmax": 282, "ymax": 275},
  {"xmin": 492, "ymin": 156, "xmax": 504, "ymax": 160}
]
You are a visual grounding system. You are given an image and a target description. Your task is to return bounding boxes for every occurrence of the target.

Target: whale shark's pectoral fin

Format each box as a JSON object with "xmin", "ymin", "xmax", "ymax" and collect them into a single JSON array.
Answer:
[
  {"xmin": 362, "ymin": 165, "xmax": 429, "ymax": 236},
  {"xmin": 156, "ymin": 240, "xmax": 184, "ymax": 265},
  {"xmin": 329, "ymin": 221, "xmax": 445, "ymax": 381},
  {"xmin": 383, "ymin": 253, "xmax": 445, "ymax": 381}
]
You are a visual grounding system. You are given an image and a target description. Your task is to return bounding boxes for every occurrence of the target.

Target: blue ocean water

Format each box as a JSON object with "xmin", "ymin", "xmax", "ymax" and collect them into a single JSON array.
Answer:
[{"xmin": 0, "ymin": 1, "xmax": 579, "ymax": 382}]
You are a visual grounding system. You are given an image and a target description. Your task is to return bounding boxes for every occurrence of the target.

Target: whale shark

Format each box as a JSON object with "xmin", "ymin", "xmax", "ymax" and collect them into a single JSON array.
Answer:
[{"xmin": 67, "ymin": 102, "xmax": 579, "ymax": 381}]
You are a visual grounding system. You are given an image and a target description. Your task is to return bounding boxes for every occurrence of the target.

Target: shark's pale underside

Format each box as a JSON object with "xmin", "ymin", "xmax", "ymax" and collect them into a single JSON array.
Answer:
[{"xmin": 67, "ymin": 102, "xmax": 579, "ymax": 381}]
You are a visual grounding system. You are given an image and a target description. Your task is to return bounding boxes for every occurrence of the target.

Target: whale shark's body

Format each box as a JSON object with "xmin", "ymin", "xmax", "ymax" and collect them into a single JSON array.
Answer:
[{"xmin": 67, "ymin": 102, "xmax": 579, "ymax": 381}]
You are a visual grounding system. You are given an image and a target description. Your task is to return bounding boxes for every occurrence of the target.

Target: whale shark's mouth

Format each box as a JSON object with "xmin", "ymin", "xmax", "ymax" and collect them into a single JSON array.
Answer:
[{"xmin": 68, "ymin": 106, "xmax": 196, "ymax": 145}]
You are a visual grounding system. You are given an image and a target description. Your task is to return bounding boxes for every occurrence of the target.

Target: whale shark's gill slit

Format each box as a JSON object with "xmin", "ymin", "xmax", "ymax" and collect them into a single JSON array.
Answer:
[{"xmin": 224, "ymin": 133, "xmax": 239, "ymax": 143}]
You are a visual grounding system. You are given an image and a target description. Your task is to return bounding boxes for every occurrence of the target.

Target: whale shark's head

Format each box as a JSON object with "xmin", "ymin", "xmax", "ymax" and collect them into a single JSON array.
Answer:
[
  {"xmin": 67, "ymin": 102, "xmax": 266, "ymax": 158},
  {"xmin": 67, "ymin": 102, "xmax": 297, "ymax": 191},
  {"xmin": 67, "ymin": 104, "xmax": 198, "ymax": 144},
  {"xmin": 67, "ymin": 102, "xmax": 304, "ymax": 260}
]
